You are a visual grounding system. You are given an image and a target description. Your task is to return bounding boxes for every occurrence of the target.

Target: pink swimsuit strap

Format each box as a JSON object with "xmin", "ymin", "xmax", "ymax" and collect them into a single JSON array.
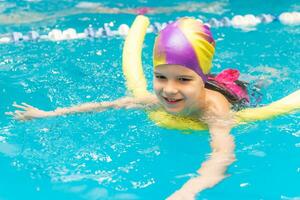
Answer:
[{"xmin": 208, "ymin": 69, "xmax": 250, "ymax": 102}]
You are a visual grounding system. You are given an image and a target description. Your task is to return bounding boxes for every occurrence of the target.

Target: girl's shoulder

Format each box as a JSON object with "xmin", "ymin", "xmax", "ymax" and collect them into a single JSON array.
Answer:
[{"xmin": 204, "ymin": 89, "xmax": 231, "ymax": 117}]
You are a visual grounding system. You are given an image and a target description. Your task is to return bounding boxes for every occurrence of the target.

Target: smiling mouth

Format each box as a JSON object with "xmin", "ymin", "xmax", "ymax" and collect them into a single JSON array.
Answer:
[{"xmin": 163, "ymin": 97, "xmax": 183, "ymax": 104}]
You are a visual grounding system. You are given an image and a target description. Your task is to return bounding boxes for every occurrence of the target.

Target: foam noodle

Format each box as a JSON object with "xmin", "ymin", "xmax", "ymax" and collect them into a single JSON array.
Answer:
[
  {"xmin": 235, "ymin": 90, "xmax": 300, "ymax": 122},
  {"xmin": 122, "ymin": 15, "xmax": 150, "ymax": 97},
  {"xmin": 122, "ymin": 15, "xmax": 300, "ymax": 131}
]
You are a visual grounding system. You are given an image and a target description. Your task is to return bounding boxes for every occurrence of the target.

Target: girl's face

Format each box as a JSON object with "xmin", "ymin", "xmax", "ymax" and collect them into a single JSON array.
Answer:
[{"xmin": 153, "ymin": 64, "xmax": 206, "ymax": 116}]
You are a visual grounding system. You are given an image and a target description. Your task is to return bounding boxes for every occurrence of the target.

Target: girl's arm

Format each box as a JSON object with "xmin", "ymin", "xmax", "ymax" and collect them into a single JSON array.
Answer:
[
  {"xmin": 6, "ymin": 94, "xmax": 159, "ymax": 121},
  {"xmin": 167, "ymin": 93, "xmax": 235, "ymax": 199},
  {"xmin": 167, "ymin": 119, "xmax": 236, "ymax": 200}
]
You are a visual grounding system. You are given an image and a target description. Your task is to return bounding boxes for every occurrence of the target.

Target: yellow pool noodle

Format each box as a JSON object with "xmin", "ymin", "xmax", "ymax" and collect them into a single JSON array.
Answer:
[
  {"xmin": 122, "ymin": 15, "xmax": 300, "ymax": 131},
  {"xmin": 122, "ymin": 16, "xmax": 151, "ymax": 98}
]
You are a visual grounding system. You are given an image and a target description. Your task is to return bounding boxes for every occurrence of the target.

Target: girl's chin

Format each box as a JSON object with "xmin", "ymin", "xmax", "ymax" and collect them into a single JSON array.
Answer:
[
  {"xmin": 163, "ymin": 106, "xmax": 185, "ymax": 115},
  {"xmin": 164, "ymin": 105, "xmax": 198, "ymax": 117}
]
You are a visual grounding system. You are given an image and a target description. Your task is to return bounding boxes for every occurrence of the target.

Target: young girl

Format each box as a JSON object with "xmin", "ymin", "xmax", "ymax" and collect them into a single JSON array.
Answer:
[{"xmin": 7, "ymin": 18, "xmax": 246, "ymax": 199}]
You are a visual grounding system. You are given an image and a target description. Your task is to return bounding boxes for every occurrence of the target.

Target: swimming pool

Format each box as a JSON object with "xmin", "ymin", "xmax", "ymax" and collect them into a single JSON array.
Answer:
[{"xmin": 0, "ymin": 0, "xmax": 299, "ymax": 199}]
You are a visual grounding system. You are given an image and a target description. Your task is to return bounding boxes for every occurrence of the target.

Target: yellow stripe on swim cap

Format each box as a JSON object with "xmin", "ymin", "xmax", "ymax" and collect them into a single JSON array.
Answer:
[
  {"xmin": 153, "ymin": 36, "xmax": 167, "ymax": 68},
  {"xmin": 178, "ymin": 18, "xmax": 215, "ymax": 74}
]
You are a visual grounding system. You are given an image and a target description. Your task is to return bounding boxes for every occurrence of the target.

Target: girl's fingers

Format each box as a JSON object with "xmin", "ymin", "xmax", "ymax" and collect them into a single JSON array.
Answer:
[
  {"xmin": 15, "ymin": 110, "xmax": 23, "ymax": 115},
  {"xmin": 12, "ymin": 103, "xmax": 27, "ymax": 110},
  {"xmin": 6, "ymin": 109, "xmax": 28, "ymax": 120},
  {"xmin": 21, "ymin": 102, "xmax": 33, "ymax": 108},
  {"xmin": 5, "ymin": 111, "xmax": 14, "ymax": 116},
  {"xmin": 14, "ymin": 111, "xmax": 25, "ymax": 120}
]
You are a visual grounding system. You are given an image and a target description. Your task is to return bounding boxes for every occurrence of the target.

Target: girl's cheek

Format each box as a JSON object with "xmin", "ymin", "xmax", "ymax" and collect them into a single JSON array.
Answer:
[
  {"xmin": 153, "ymin": 84, "xmax": 158, "ymax": 93},
  {"xmin": 182, "ymin": 85, "xmax": 196, "ymax": 94},
  {"xmin": 184, "ymin": 87, "xmax": 202, "ymax": 101},
  {"xmin": 153, "ymin": 81, "xmax": 162, "ymax": 92}
]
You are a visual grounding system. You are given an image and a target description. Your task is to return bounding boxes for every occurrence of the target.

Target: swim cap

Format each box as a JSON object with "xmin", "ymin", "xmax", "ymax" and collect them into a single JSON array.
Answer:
[{"xmin": 153, "ymin": 18, "xmax": 215, "ymax": 82}]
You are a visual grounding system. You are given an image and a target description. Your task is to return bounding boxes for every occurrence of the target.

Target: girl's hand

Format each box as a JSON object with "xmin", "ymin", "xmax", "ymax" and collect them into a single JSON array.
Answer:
[{"xmin": 5, "ymin": 102, "xmax": 50, "ymax": 121}]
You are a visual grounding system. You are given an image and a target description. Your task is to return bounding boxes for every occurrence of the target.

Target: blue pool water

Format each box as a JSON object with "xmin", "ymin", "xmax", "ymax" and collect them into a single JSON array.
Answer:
[{"xmin": 0, "ymin": 0, "xmax": 299, "ymax": 199}]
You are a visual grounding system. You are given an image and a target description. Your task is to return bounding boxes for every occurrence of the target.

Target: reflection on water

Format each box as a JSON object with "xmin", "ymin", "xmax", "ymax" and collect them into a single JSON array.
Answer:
[
  {"xmin": 0, "ymin": 142, "xmax": 20, "ymax": 157},
  {"xmin": 0, "ymin": 1, "xmax": 228, "ymax": 25}
]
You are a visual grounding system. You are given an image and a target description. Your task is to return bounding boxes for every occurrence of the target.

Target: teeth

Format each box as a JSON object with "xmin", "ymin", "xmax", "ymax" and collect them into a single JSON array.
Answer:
[{"xmin": 164, "ymin": 97, "xmax": 179, "ymax": 101}]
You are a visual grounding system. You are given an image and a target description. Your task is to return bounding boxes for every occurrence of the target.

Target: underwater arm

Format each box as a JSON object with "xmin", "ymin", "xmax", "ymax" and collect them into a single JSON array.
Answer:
[
  {"xmin": 196, "ymin": 123, "xmax": 236, "ymax": 191},
  {"xmin": 167, "ymin": 94, "xmax": 235, "ymax": 199},
  {"xmin": 6, "ymin": 94, "xmax": 158, "ymax": 121},
  {"xmin": 167, "ymin": 121, "xmax": 235, "ymax": 199}
]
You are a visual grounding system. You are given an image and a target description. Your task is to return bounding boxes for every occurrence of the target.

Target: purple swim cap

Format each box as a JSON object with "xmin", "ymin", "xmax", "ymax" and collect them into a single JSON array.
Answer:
[{"xmin": 153, "ymin": 18, "xmax": 215, "ymax": 82}]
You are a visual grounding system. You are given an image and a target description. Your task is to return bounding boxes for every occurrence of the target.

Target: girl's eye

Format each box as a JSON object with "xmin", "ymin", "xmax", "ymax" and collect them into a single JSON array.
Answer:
[
  {"xmin": 178, "ymin": 77, "xmax": 192, "ymax": 82},
  {"xmin": 155, "ymin": 75, "xmax": 166, "ymax": 80}
]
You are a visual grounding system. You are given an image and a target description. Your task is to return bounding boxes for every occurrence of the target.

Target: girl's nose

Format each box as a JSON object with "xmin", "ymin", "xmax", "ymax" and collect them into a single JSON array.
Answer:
[{"xmin": 163, "ymin": 81, "xmax": 178, "ymax": 95}]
